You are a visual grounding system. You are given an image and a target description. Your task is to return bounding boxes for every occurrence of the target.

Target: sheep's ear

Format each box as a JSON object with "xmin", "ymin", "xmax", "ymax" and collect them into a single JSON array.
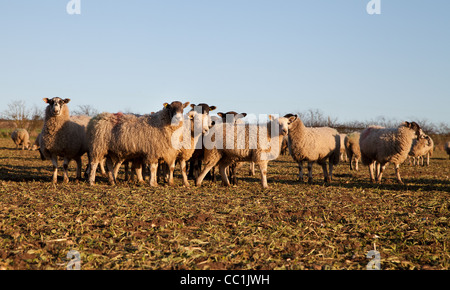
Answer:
[
  {"xmin": 63, "ymin": 98, "xmax": 71, "ymax": 104},
  {"xmin": 209, "ymin": 106, "xmax": 217, "ymax": 111},
  {"xmin": 187, "ymin": 110, "xmax": 195, "ymax": 119},
  {"xmin": 217, "ymin": 112, "xmax": 224, "ymax": 118},
  {"xmin": 288, "ymin": 115, "xmax": 298, "ymax": 124},
  {"xmin": 268, "ymin": 115, "xmax": 274, "ymax": 121},
  {"xmin": 183, "ymin": 102, "xmax": 190, "ymax": 108},
  {"xmin": 163, "ymin": 103, "xmax": 169, "ymax": 108},
  {"xmin": 43, "ymin": 98, "xmax": 50, "ymax": 103},
  {"xmin": 190, "ymin": 104, "xmax": 196, "ymax": 109},
  {"xmin": 240, "ymin": 113, "xmax": 247, "ymax": 117}
]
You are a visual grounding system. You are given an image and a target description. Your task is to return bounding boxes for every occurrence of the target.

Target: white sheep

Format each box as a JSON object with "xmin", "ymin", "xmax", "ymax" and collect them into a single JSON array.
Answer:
[
  {"xmin": 11, "ymin": 128, "xmax": 30, "ymax": 150},
  {"xmin": 87, "ymin": 101, "xmax": 189, "ymax": 186},
  {"xmin": 344, "ymin": 132, "xmax": 361, "ymax": 171},
  {"xmin": 41, "ymin": 98, "xmax": 89, "ymax": 183},
  {"xmin": 287, "ymin": 116, "xmax": 340, "ymax": 183},
  {"xmin": 408, "ymin": 135, "xmax": 434, "ymax": 166},
  {"xmin": 196, "ymin": 115, "xmax": 297, "ymax": 189},
  {"xmin": 359, "ymin": 121, "xmax": 423, "ymax": 184},
  {"xmin": 172, "ymin": 103, "xmax": 215, "ymax": 187}
]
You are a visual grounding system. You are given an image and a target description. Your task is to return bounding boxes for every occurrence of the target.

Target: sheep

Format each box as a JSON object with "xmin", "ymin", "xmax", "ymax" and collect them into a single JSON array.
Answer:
[
  {"xmin": 171, "ymin": 103, "xmax": 215, "ymax": 187},
  {"xmin": 445, "ymin": 141, "xmax": 450, "ymax": 160},
  {"xmin": 359, "ymin": 121, "xmax": 423, "ymax": 184},
  {"xmin": 87, "ymin": 101, "xmax": 189, "ymax": 187},
  {"xmin": 11, "ymin": 128, "xmax": 31, "ymax": 150},
  {"xmin": 287, "ymin": 116, "xmax": 340, "ymax": 184},
  {"xmin": 41, "ymin": 97, "xmax": 89, "ymax": 183},
  {"xmin": 195, "ymin": 115, "xmax": 297, "ymax": 189},
  {"xmin": 344, "ymin": 132, "xmax": 361, "ymax": 171},
  {"xmin": 408, "ymin": 135, "xmax": 434, "ymax": 166},
  {"xmin": 215, "ymin": 111, "xmax": 248, "ymax": 185}
]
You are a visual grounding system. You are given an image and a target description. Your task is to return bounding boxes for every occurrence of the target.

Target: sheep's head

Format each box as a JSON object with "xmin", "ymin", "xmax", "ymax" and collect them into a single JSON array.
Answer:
[
  {"xmin": 404, "ymin": 121, "xmax": 424, "ymax": 139},
  {"xmin": 269, "ymin": 115, "xmax": 298, "ymax": 136},
  {"xmin": 217, "ymin": 111, "xmax": 247, "ymax": 124},
  {"xmin": 43, "ymin": 97, "xmax": 70, "ymax": 117},
  {"xmin": 164, "ymin": 101, "xmax": 190, "ymax": 126},
  {"xmin": 188, "ymin": 104, "xmax": 216, "ymax": 134}
]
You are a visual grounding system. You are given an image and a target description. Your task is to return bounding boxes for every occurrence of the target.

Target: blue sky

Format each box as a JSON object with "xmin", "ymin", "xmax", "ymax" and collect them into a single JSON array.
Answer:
[{"xmin": 0, "ymin": 0, "xmax": 449, "ymax": 124}]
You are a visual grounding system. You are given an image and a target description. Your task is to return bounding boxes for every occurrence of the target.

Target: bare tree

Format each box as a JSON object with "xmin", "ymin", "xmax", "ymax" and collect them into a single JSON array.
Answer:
[
  {"xmin": 72, "ymin": 104, "xmax": 99, "ymax": 117},
  {"xmin": 1, "ymin": 100, "xmax": 30, "ymax": 129}
]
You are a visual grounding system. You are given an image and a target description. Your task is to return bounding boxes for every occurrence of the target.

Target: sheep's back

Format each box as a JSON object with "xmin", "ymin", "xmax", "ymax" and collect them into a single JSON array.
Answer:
[
  {"xmin": 360, "ymin": 126, "xmax": 415, "ymax": 165},
  {"xmin": 289, "ymin": 126, "xmax": 340, "ymax": 163}
]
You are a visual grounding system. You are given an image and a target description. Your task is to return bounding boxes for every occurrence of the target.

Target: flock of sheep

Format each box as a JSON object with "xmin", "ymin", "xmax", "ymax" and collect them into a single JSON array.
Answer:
[{"xmin": 9, "ymin": 97, "xmax": 448, "ymax": 188}]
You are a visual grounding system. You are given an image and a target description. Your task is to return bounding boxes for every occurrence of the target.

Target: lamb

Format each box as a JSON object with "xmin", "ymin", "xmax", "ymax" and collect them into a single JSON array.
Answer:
[
  {"xmin": 195, "ymin": 115, "xmax": 297, "ymax": 189},
  {"xmin": 408, "ymin": 135, "xmax": 434, "ymax": 166},
  {"xmin": 344, "ymin": 132, "xmax": 361, "ymax": 171},
  {"xmin": 445, "ymin": 141, "xmax": 450, "ymax": 160},
  {"xmin": 11, "ymin": 128, "xmax": 30, "ymax": 150},
  {"xmin": 41, "ymin": 97, "xmax": 89, "ymax": 183},
  {"xmin": 287, "ymin": 116, "xmax": 340, "ymax": 183},
  {"xmin": 359, "ymin": 121, "xmax": 423, "ymax": 184},
  {"xmin": 87, "ymin": 101, "xmax": 189, "ymax": 187}
]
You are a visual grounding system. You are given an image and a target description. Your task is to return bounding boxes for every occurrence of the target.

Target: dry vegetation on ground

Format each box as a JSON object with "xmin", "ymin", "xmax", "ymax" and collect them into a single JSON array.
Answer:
[{"xmin": 0, "ymin": 138, "xmax": 448, "ymax": 270}]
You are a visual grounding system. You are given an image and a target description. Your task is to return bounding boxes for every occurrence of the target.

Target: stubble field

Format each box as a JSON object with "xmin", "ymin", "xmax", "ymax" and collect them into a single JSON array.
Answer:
[{"xmin": 0, "ymin": 138, "xmax": 448, "ymax": 270}]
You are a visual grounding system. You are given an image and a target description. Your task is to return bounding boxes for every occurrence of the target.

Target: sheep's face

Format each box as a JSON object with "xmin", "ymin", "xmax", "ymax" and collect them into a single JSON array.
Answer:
[
  {"xmin": 269, "ymin": 115, "xmax": 295, "ymax": 136},
  {"xmin": 187, "ymin": 110, "xmax": 210, "ymax": 135},
  {"xmin": 189, "ymin": 104, "xmax": 217, "ymax": 134},
  {"xmin": 217, "ymin": 111, "xmax": 247, "ymax": 124},
  {"xmin": 269, "ymin": 115, "xmax": 298, "ymax": 136},
  {"xmin": 165, "ymin": 101, "xmax": 190, "ymax": 126},
  {"xmin": 43, "ymin": 97, "xmax": 70, "ymax": 117}
]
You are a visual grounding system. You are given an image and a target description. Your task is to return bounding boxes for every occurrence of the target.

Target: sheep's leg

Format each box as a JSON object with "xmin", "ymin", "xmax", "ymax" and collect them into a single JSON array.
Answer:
[
  {"xmin": 63, "ymin": 158, "xmax": 70, "ymax": 184},
  {"xmin": 321, "ymin": 162, "xmax": 330, "ymax": 183},
  {"xmin": 307, "ymin": 162, "xmax": 314, "ymax": 184},
  {"xmin": 113, "ymin": 160, "xmax": 123, "ymax": 181},
  {"xmin": 355, "ymin": 158, "xmax": 359, "ymax": 171},
  {"xmin": 105, "ymin": 157, "xmax": 116, "ymax": 185},
  {"xmin": 377, "ymin": 163, "xmax": 387, "ymax": 183},
  {"xmin": 51, "ymin": 155, "xmax": 58, "ymax": 184},
  {"xmin": 75, "ymin": 156, "xmax": 82, "ymax": 180},
  {"xmin": 394, "ymin": 164, "xmax": 404, "ymax": 184},
  {"xmin": 249, "ymin": 162, "xmax": 255, "ymax": 176},
  {"xmin": 231, "ymin": 163, "xmax": 238, "ymax": 185},
  {"xmin": 258, "ymin": 161, "xmax": 269, "ymax": 189},
  {"xmin": 131, "ymin": 159, "xmax": 143, "ymax": 183},
  {"xmin": 426, "ymin": 153, "xmax": 430, "ymax": 166},
  {"xmin": 298, "ymin": 162, "xmax": 304, "ymax": 182},
  {"xmin": 179, "ymin": 159, "xmax": 190, "ymax": 187},
  {"xmin": 149, "ymin": 163, "xmax": 159, "ymax": 187},
  {"xmin": 165, "ymin": 160, "xmax": 176, "ymax": 186},
  {"xmin": 99, "ymin": 159, "xmax": 107, "ymax": 177},
  {"xmin": 196, "ymin": 160, "xmax": 219, "ymax": 186},
  {"xmin": 368, "ymin": 162, "xmax": 375, "ymax": 183},
  {"xmin": 348, "ymin": 152, "xmax": 353, "ymax": 170},
  {"xmin": 219, "ymin": 159, "xmax": 234, "ymax": 187},
  {"xmin": 88, "ymin": 161, "xmax": 99, "ymax": 186},
  {"xmin": 328, "ymin": 161, "xmax": 333, "ymax": 182}
]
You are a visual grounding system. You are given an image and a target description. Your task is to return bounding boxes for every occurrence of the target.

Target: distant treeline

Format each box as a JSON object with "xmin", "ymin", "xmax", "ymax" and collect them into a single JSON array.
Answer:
[{"xmin": 1, "ymin": 102, "xmax": 449, "ymax": 148}]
